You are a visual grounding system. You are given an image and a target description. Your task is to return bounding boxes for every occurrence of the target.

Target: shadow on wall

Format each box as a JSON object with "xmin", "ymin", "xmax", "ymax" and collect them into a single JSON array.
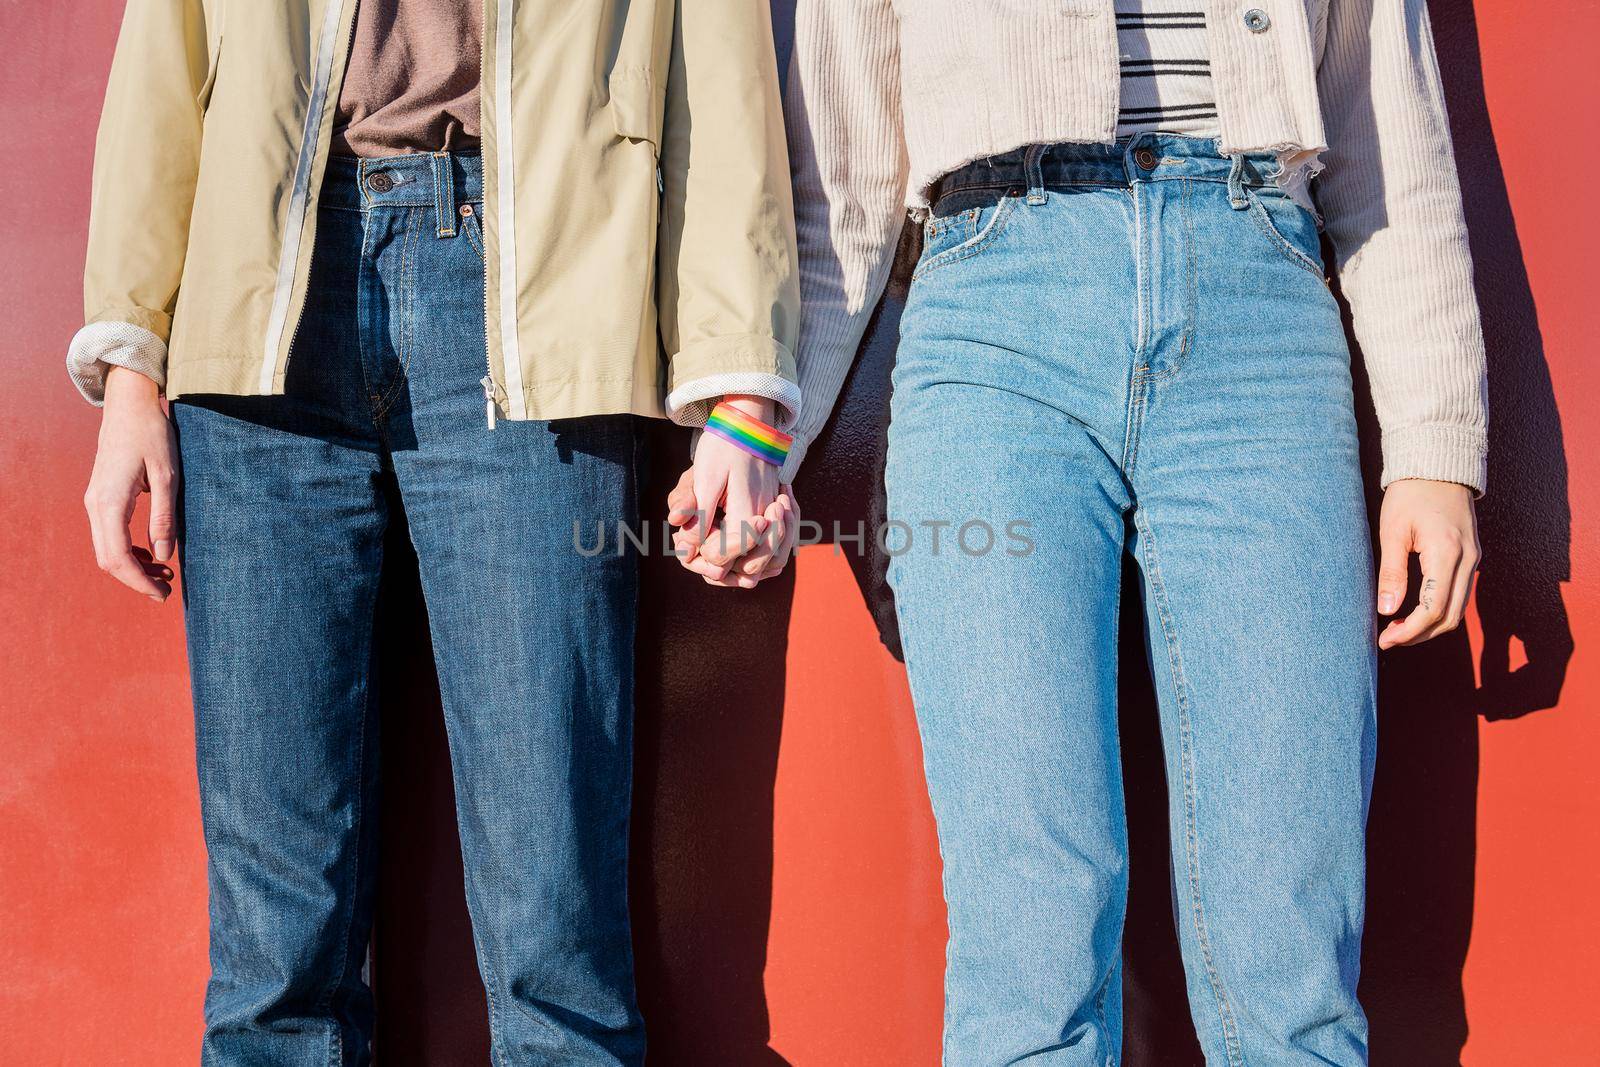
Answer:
[
  {"xmin": 367, "ymin": 1, "xmax": 1570, "ymax": 1064},
  {"xmin": 1356, "ymin": 5, "xmax": 1572, "ymax": 1066}
]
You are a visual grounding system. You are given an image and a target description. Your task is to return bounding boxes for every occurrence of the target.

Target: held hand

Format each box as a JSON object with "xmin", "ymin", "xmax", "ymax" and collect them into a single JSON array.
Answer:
[
  {"xmin": 668, "ymin": 472, "xmax": 798, "ymax": 589},
  {"xmin": 84, "ymin": 366, "xmax": 178, "ymax": 601},
  {"xmin": 1376, "ymin": 478, "xmax": 1480, "ymax": 649},
  {"xmin": 730, "ymin": 488, "xmax": 800, "ymax": 587},
  {"xmin": 666, "ymin": 395, "xmax": 782, "ymax": 584}
]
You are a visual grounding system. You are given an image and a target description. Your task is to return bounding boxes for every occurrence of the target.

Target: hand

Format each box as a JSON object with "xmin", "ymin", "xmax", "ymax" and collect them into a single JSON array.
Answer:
[
  {"xmin": 1376, "ymin": 478, "xmax": 1480, "ymax": 649},
  {"xmin": 84, "ymin": 365, "xmax": 178, "ymax": 601},
  {"xmin": 729, "ymin": 487, "xmax": 800, "ymax": 586},
  {"xmin": 666, "ymin": 395, "xmax": 783, "ymax": 585},
  {"xmin": 669, "ymin": 470, "xmax": 799, "ymax": 588}
]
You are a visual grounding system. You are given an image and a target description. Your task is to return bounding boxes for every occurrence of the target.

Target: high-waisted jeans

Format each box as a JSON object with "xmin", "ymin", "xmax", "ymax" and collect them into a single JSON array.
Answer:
[
  {"xmin": 887, "ymin": 136, "xmax": 1377, "ymax": 1066},
  {"xmin": 175, "ymin": 153, "xmax": 645, "ymax": 1065}
]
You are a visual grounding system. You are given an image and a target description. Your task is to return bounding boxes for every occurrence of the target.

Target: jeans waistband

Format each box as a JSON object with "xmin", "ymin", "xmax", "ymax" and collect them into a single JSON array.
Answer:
[
  {"xmin": 928, "ymin": 135, "xmax": 1283, "ymax": 217},
  {"xmin": 320, "ymin": 152, "xmax": 485, "ymax": 216}
]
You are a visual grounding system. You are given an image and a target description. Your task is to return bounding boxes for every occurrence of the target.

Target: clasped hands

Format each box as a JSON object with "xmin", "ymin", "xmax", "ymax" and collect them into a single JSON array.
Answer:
[{"xmin": 667, "ymin": 395, "xmax": 799, "ymax": 589}]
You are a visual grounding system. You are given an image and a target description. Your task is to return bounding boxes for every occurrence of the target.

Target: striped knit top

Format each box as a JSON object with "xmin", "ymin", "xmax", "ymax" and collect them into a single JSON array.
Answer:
[{"xmin": 1115, "ymin": 2, "xmax": 1219, "ymax": 137}]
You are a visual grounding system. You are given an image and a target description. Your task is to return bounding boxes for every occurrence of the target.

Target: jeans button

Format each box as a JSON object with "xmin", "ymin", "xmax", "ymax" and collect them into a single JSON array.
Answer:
[
  {"xmin": 1134, "ymin": 146, "xmax": 1158, "ymax": 171},
  {"xmin": 367, "ymin": 172, "xmax": 394, "ymax": 193},
  {"xmin": 1243, "ymin": 8, "xmax": 1271, "ymax": 32}
]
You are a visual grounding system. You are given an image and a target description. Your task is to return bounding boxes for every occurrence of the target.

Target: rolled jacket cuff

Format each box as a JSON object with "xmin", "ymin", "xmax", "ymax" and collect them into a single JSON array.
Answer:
[
  {"xmin": 667, "ymin": 334, "xmax": 796, "ymax": 416},
  {"xmin": 666, "ymin": 371, "xmax": 802, "ymax": 432},
  {"xmin": 66, "ymin": 320, "xmax": 168, "ymax": 406},
  {"xmin": 1380, "ymin": 423, "xmax": 1488, "ymax": 497}
]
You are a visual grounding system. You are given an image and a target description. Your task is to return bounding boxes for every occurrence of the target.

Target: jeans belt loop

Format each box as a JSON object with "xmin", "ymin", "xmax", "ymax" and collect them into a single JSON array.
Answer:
[
  {"xmin": 1024, "ymin": 144, "xmax": 1048, "ymax": 206},
  {"xmin": 1227, "ymin": 153, "xmax": 1250, "ymax": 210},
  {"xmin": 432, "ymin": 151, "xmax": 457, "ymax": 237}
]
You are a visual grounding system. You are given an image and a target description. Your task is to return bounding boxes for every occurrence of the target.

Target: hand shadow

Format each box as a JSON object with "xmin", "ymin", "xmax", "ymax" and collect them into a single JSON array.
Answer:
[{"xmin": 1359, "ymin": 4, "xmax": 1572, "ymax": 1064}]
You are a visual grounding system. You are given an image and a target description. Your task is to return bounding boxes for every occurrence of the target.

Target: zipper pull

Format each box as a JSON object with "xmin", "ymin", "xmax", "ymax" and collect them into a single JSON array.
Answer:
[{"xmin": 480, "ymin": 374, "xmax": 498, "ymax": 430}]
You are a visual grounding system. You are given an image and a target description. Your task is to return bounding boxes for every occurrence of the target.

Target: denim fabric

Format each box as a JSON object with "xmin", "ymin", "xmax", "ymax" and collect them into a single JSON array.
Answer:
[
  {"xmin": 887, "ymin": 136, "xmax": 1378, "ymax": 1066},
  {"xmin": 175, "ymin": 153, "xmax": 645, "ymax": 1066}
]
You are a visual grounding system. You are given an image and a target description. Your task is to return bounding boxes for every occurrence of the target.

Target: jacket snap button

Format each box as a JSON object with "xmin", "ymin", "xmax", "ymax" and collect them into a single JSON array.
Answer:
[
  {"xmin": 1243, "ymin": 8, "xmax": 1271, "ymax": 32},
  {"xmin": 1134, "ymin": 146, "xmax": 1158, "ymax": 171},
  {"xmin": 459, "ymin": 203, "xmax": 474, "ymax": 217},
  {"xmin": 367, "ymin": 172, "xmax": 394, "ymax": 193}
]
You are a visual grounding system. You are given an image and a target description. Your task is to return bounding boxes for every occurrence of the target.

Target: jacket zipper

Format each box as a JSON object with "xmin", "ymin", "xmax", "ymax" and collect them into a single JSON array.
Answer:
[
  {"xmin": 478, "ymin": 3, "xmax": 499, "ymax": 429},
  {"xmin": 259, "ymin": 0, "xmax": 359, "ymax": 393},
  {"xmin": 488, "ymin": 0, "xmax": 528, "ymax": 423}
]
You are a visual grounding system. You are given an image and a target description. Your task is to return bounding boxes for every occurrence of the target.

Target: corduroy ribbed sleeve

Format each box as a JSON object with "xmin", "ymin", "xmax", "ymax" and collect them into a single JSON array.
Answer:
[
  {"xmin": 780, "ymin": 0, "xmax": 909, "ymax": 482},
  {"xmin": 1315, "ymin": 0, "xmax": 1488, "ymax": 493}
]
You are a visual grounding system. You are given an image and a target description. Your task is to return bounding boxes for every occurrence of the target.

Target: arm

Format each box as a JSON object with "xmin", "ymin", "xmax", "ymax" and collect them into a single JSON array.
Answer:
[
  {"xmin": 777, "ymin": 0, "xmax": 908, "ymax": 484},
  {"xmin": 1316, "ymin": 0, "xmax": 1485, "ymax": 645},
  {"xmin": 656, "ymin": 0, "xmax": 801, "ymax": 581},
  {"xmin": 668, "ymin": 0, "xmax": 909, "ymax": 584},
  {"xmin": 656, "ymin": 0, "xmax": 799, "ymax": 426},
  {"xmin": 75, "ymin": 0, "xmax": 212, "ymax": 600},
  {"xmin": 70, "ymin": 0, "xmax": 211, "ymax": 403}
]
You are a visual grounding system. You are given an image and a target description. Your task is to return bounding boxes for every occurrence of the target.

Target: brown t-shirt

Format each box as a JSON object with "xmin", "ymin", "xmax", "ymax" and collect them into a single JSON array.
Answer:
[{"xmin": 332, "ymin": 0, "xmax": 483, "ymax": 157}]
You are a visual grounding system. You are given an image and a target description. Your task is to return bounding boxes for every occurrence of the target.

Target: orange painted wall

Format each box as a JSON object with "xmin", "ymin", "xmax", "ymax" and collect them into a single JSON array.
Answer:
[{"xmin": 2, "ymin": 2, "xmax": 1596, "ymax": 1064}]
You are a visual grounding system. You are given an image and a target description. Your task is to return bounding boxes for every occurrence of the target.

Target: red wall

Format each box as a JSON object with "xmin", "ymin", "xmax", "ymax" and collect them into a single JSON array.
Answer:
[{"xmin": 2, "ymin": 3, "xmax": 1596, "ymax": 1064}]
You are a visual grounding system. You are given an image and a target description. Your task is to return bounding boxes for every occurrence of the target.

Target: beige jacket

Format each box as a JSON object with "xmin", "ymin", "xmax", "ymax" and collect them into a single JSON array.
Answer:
[
  {"xmin": 781, "ymin": 0, "xmax": 1488, "ymax": 492},
  {"xmin": 68, "ymin": 0, "xmax": 800, "ymax": 430}
]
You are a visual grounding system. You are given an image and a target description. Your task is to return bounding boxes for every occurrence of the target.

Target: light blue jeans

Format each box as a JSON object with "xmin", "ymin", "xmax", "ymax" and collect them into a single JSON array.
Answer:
[{"xmin": 886, "ymin": 136, "xmax": 1378, "ymax": 1066}]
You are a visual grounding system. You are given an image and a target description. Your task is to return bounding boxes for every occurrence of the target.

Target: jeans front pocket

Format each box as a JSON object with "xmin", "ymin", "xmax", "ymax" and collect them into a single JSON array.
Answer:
[
  {"xmin": 1244, "ymin": 187, "xmax": 1325, "ymax": 279},
  {"xmin": 913, "ymin": 195, "xmax": 1019, "ymax": 282}
]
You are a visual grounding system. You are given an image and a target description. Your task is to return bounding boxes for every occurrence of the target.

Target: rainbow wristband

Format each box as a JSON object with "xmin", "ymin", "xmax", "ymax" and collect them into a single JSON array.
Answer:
[{"xmin": 704, "ymin": 401, "xmax": 792, "ymax": 467}]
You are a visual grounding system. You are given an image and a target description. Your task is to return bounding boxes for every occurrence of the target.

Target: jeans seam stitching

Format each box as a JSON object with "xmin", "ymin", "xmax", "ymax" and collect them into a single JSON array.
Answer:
[
  {"xmin": 1177, "ymin": 176, "xmax": 1197, "ymax": 377},
  {"xmin": 1131, "ymin": 186, "xmax": 1148, "ymax": 377},
  {"xmin": 352, "ymin": 211, "xmax": 378, "ymax": 409},
  {"xmin": 314, "ymin": 554, "xmax": 380, "ymax": 1067},
  {"xmin": 1134, "ymin": 180, "xmax": 1199, "ymax": 386},
  {"xmin": 1121, "ymin": 374, "xmax": 1145, "ymax": 474},
  {"xmin": 1122, "ymin": 187, "xmax": 1147, "ymax": 471},
  {"xmin": 438, "ymin": 716, "xmax": 531, "ymax": 1064},
  {"xmin": 1136, "ymin": 509, "xmax": 1246, "ymax": 1066},
  {"xmin": 371, "ymin": 208, "xmax": 422, "ymax": 418}
]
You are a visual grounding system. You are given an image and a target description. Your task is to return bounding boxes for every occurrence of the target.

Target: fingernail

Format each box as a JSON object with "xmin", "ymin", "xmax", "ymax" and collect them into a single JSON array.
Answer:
[
  {"xmin": 1378, "ymin": 593, "xmax": 1396, "ymax": 613},
  {"xmin": 155, "ymin": 540, "xmax": 173, "ymax": 560}
]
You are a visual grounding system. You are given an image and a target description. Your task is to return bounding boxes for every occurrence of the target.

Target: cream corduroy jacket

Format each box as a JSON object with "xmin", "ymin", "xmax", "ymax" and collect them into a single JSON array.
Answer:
[{"xmin": 782, "ymin": 0, "xmax": 1488, "ymax": 492}]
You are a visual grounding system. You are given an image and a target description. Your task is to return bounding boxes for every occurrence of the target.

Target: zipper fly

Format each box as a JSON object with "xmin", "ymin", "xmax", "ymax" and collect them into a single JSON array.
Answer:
[{"xmin": 269, "ymin": 0, "xmax": 513, "ymax": 431}]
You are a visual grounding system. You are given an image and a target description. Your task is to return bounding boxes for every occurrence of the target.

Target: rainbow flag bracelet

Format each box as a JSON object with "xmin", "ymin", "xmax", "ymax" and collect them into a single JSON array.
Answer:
[{"xmin": 704, "ymin": 401, "xmax": 792, "ymax": 467}]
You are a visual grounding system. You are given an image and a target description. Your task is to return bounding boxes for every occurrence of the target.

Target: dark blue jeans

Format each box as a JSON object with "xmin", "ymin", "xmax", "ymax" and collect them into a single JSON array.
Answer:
[{"xmin": 175, "ymin": 154, "xmax": 645, "ymax": 1065}]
